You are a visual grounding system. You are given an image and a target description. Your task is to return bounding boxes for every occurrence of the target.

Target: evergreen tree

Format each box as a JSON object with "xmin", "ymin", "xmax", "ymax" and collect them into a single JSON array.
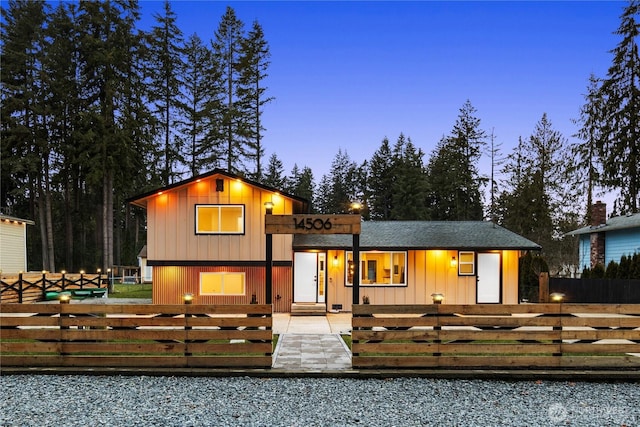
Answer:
[
  {"xmin": 239, "ymin": 21, "xmax": 273, "ymax": 181},
  {"xmin": 286, "ymin": 164, "xmax": 315, "ymax": 211},
  {"xmin": 180, "ymin": 33, "xmax": 219, "ymax": 176},
  {"xmin": 389, "ymin": 134, "xmax": 428, "ymax": 220},
  {"xmin": 426, "ymin": 100, "xmax": 486, "ymax": 220},
  {"xmin": 77, "ymin": 0, "xmax": 143, "ymax": 271},
  {"xmin": 368, "ymin": 137, "xmax": 395, "ymax": 220},
  {"xmin": 571, "ymin": 74, "xmax": 605, "ymax": 223},
  {"xmin": 147, "ymin": 0, "xmax": 185, "ymax": 185},
  {"xmin": 0, "ymin": 0, "xmax": 52, "ymax": 270},
  {"xmin": 212, "ymin": 6, "xmax": 245, "ymax": 174},
  {"xmin": 317, "ymin": 149, "xmax": 362, "ymax": 214},
  {"xmin": 262, "ymin": 153, "xmax": 286, "ymax": 190},
  {"xmin": 595, "ymin": 1, "xmax": 640, "ymax": 213},
  {"xmin": 486, "ymin": 128, "xmax": 504, "ymax": 223}
]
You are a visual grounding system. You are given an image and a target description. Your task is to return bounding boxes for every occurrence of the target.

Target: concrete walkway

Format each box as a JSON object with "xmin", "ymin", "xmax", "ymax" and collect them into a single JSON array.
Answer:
[{"xmin": 272, "ymin": 314, "xmax": 353, "ymax": 371}]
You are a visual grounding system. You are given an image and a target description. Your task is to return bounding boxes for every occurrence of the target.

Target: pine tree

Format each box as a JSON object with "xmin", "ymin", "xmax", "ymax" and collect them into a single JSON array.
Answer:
[
  {"xmin": 286, "ymin": 164, "xmax": 315, "ymax": 209},
  {"xmin": 239, "ymin": 21, "xmax": 273, "ymax": 181},
  {"xmin": 426, "ymin": 101, "xmax": 486, "ymax": 220},
  {"xmin": 317, "ymin": 149, "xmax": 362, "ymax": 214},
  {"xmin": 368, "ymin": 137, "xmax": 395, "ymax": 220},
  {"xmin": 77, "ymin": 0, "xmax": 142, "ymax": 271},
  {"xmin": 0, "ymin": 0, "xmax": 52, "ymax": 270},
  {"xmin": 180, "ymin": 33, "xmax": 218, "ymax": 176},
  {"xmin": 389, "ymin": 134, "xmax": 429, "ymax": 220},
  {"xmin": 262, "ymin": 153, "xmax": 286, "ymax": 189},
  {"xmin": 596, "ymin": 0, "xmax": 640, "ymax": 213},
  {"xmin": 212, "ymin": 6, "xmax": 245, "ymax": 174},
  {"xmin": 571, "ymin": 74, "xmax": 605, "ymax": 223},
  {"xmin": 147, "ymin": 0, "xmax": 185, "ymax": 185}
]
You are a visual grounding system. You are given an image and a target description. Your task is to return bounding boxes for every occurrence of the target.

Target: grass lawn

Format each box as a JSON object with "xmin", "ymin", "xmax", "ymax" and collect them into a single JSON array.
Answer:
[{"xmin": 110, "ymin": 283, "xmax": 152, "ymax": 299}]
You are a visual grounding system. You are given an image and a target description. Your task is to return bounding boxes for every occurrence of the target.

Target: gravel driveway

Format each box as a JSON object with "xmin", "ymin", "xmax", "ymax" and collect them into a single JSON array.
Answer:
[{"xmin": 1, "ymin": 375, "xmax": 638, "ymax": 426}]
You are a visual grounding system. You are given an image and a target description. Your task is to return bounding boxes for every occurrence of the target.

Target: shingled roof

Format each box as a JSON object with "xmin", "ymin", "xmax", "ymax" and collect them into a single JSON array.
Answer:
[
  {"xmin": 567, "ymin": 212, "xmax": 640, "ymax": 236},
  {"xmin": 293, "ymin": 221, "xmax": 541, "ymax": 251}
]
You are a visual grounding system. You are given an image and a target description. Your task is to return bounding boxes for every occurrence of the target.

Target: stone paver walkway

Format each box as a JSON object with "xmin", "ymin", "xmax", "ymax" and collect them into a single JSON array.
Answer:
[{"xmin": 272, "ymin": 333, "xmax": 352, "ymax": 370}]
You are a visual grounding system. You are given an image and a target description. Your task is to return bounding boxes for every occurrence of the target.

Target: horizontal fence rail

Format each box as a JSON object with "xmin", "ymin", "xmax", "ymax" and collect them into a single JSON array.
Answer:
[
  {"xmin": 1, "ymin": 273, "xmax": 108, "ymax": 304},
  {"xmin": 352, "ymin": 304, "xmax": 640, "ymax": 370},
  {"xmin": 0, "ymin": 304, "xmax": 272, "ymax": 368}
]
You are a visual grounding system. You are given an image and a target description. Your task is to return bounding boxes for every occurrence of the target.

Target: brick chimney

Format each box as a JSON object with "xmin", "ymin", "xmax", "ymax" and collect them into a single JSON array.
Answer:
[
  {"xmin": 590, "ymin": 201, "xmax": 606, "ymax": 268},
  {"xmin": 591, "ymin": 201, "xmax": 607, "ymax": 226}
]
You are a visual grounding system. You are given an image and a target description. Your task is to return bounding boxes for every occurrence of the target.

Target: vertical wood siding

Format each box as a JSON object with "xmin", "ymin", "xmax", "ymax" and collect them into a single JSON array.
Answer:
[
  {"xmin": 147, "ymin": 176, "xmax": 294, "ymax": 263},
  {"xmin": 326, "ymin": 249, "xmax": 520, "ymax": 310},
  {"xmin": 153, "ymin": 265, "xmax": 293, "ymax": 312}
]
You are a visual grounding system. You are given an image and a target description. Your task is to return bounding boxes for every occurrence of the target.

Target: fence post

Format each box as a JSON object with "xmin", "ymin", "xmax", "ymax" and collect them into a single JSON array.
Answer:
[
  {"xmin": 183, "ymin": 293, "xmax": 193, "ymax": 358},
  {"xmin": 539, "ymin": 272, "xmax": 549, "ymax": 303},
  {"xmin": 17, "ymin": 272, "xmax": 24, "ymax": 303}
]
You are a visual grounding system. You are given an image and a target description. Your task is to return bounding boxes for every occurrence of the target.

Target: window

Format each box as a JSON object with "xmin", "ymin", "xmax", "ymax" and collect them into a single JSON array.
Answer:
[
  {"xmin": 458, "ymin": 251, "xmax": 475, "ymax": 275},
  {"xmin": 346, "ymin": 251, "xmax": 406, "ymax": 286},
  {"xmin": 200, "ymin": 272, "xmax": 246, "ymax": 295},
  {"xmin": 195, "ymin": 204, "xmax": 244, "ymax": 234}
]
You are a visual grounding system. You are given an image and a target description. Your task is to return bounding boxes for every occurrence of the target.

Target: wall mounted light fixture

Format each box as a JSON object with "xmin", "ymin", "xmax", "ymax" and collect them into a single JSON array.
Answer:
[{"xmin": 450, "ymin": 256, "xmax": 457, "ymax": 268}]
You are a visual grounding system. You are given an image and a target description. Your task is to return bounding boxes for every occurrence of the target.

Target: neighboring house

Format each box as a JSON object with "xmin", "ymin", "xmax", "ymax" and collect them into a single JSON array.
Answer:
[
  {"xmin": 567, "ymin": 201, "xmax": 640, "ymax": 270},
  {"xmin": 0, "ymin": 215, "xmax": 35, "ymax": 274},
  {"xmin": 129, "ymin": 169, "xmax": 540, "ymax": 312},
  {"xmin": 137, "ymin": 245, "xmax": 153, "ymax": 283}
]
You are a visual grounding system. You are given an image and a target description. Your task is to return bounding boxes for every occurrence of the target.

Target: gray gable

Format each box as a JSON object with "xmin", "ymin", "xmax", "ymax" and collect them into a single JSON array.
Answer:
[{"xmin": 293, "ymin": 221, "xmax": 541, "ymax": 250}]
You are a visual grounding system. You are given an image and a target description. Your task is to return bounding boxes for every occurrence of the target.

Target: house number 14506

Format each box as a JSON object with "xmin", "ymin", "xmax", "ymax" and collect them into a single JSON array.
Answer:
[{"xmin": 294, "ymin": 217, "xmax": 332, "ymax": 230}]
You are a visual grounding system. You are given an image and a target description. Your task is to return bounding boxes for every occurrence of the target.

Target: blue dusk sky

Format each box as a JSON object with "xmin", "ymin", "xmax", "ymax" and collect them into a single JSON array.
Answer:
[{"xmin": 146, "ymin": 1, "xmax": 625, "ymax": 186}]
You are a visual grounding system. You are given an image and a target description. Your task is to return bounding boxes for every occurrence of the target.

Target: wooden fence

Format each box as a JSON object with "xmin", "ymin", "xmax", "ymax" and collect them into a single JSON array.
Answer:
[
  {"xmin": 352, "ymin": 304, "xmax": 640, "ymax": 369},
  {"xmin": 1, "ymin": 273, "xmax": 108, "ymax": 303},
  {"xmin": 550, "ymin": 277, "xmax": 640, "ymax": 303},
  {"xmin": 0, "ymin": 304, "xmax": 272, "ymax": 368}
]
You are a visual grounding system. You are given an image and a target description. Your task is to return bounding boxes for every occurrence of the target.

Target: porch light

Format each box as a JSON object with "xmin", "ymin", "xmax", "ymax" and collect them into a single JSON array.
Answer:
[
  {"xmin": 59, "ymin": 294, "xmax": 71, "ymax": 304},
  {"xmin": 450, "ymin": 256, "xmax": 457, "ymax": 268},
  {"xmin": 550, "ymin": 292, "xmax": 565, "ymax": 303},
  {"xmin": 333, "ymin": 255, "xmax": 339, "ymax": 267},
  {"xmin": 264, "ymin": 201, "xmax": 274, "ymax": 214},
  {"xmin": 431, "ymin": 293, "xmax": 444, "ymax": 304},
  {"xmin": 182, "ymin": 293, "xmax": 194, "ymax": 304},
  {"xmin": 350, "ymin": 202, "xmax": 362, "ymax": 214}
]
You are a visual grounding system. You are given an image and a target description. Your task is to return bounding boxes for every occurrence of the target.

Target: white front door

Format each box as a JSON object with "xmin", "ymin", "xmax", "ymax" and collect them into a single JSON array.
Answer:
[
  {"xmin": 477, "ymin": 253, "xmax": 501, "ymax": 303},
  {"xmin": 293, "ymin": 252, "xmax": 326, "ymax": 303}
]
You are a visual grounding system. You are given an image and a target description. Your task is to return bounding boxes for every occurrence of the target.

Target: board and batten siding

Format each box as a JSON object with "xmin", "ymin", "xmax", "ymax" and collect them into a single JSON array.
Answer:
[
  {"xmin": 0, "ymin": 221, "xmax": 28, "ymax": 273},
  {"xmin": 605, "ymin": 228, "xmax": 640, "ymax": 265},
  {"xmin": 147, "ymin": 177, "xmax": 293, "ymax": 262},
  {"xmin": 326, "ymin": 249, "xmax": 520, "ymax": 311}
]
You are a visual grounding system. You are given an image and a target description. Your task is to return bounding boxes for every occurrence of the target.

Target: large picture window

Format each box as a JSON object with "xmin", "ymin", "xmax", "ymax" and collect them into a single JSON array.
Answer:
[
  {"xmin": 200, "ymin": 272, "xmax": 246, "ymax": 295},
  {"xmin": 346, "ymin": 251, "xmax": 407, "ymax": 287},
  {"xmin": 195, "ymin": 204, "xmax": 244, "ymax": 234}
]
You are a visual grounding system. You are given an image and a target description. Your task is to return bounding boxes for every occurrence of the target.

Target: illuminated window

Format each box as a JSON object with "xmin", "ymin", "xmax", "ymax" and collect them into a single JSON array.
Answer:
[
  {"xmin": 195, "ymin": 205, "xmax": 244, "ymax": 234},
  {"xmin": 200, "ymin": 272, "xmax": 246, "ymax": 295},
  {"xmin": 458, "ymin": 251, "xmax": 475, "ymax": 275},
  {"xmin": 345, "ymin": 251, "xmax": 406, "ymax": 287}
]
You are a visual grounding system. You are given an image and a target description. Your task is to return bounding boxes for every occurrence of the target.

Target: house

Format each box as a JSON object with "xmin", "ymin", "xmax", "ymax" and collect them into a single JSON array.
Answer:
[
  {"xmin": 137, "ymin": 245, "xmax": 153, "ymax": 283},
  {"xmin": 567, "ymin": 201, "xmax": 640, "ymax": 270},
  {"xmin": 129, "ymin": 169, "xmax": 540, "ymax": 312},
  {"xmin": 294, "ymin": 221, "xmax": 540, "ymax": 310},
  {"xmin": 0, "ymin": 214, "xmax": 35, "ymax": 274}
]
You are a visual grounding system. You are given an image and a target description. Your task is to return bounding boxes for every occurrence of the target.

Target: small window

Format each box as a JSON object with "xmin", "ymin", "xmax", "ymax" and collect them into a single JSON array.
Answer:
[
  {"xmin": 458, "ymin": 251, "xmax": 475, "ymax": 275},
  {"xmin": 200, "ymin": 272, "xmax": 246, "ymax": 296},
  {"xmin": 195, "ymin": 204, "xmax": 244, "ymax": 234}
]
